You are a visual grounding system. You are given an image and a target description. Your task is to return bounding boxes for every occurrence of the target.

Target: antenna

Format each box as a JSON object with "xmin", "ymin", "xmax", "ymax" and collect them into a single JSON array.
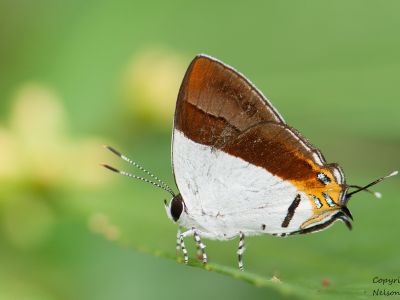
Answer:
[
  {"xmin": 347, "ymin": 185, "xmax": 382, "ymax": 198},
  {"xmin": 346, "ymin": 171, "xmax": 398, "ymax": 199},
  {"xmin": 100, "ymin": 145, "xmax": 175, "ymax": 197}
]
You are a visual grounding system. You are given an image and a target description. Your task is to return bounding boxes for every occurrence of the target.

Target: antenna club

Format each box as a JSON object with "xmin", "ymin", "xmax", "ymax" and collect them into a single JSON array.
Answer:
[
  {"xmin": 100, "ymin": 164, "xmax": 120, "ymax": 173},
  {"xmin": 390, "ymin": 171, "xmax": 398, "ymax": 176},
  {"xmin": 374, "ymin": 192, "xmax": 382, "ymax": 198},
  {"xmin": 104, "ymin": 145, "xmax": 122, "ymax": 157}
]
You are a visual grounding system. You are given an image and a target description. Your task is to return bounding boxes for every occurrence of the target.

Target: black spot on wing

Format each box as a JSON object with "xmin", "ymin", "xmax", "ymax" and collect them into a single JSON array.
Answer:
[{"xmin": 281, "ymin": 194, "xmax": 301, "ymax": 228}]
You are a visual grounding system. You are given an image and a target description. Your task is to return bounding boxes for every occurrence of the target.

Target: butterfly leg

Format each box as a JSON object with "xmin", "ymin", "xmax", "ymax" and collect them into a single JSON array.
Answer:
[
  {"xmin": 176, "ymin": 226, "xmax": 181, "ymax": 255},
  {"xmin": 194, "ymin": 235, "xmax": 202, "ymax": 260},
  {"xmin": 237, "ymin": 231, "xmax": 245, "ymax": 271},
  {"xmin": 180, "ymin": 230, "xmax": 193, "ymax": 265},
  {"xmin": 192, "ymin": 227, "xmax": 207, "ymax": 265}
]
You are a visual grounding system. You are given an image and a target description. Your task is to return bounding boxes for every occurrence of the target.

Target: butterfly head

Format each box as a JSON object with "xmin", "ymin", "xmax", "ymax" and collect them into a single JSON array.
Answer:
[{"xmin": 165, "ymin": 194, "xmax": 185, "ymax": 223}]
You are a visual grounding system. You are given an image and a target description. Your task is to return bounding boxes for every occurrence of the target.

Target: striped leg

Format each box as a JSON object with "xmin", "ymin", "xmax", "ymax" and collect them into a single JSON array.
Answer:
[
  {"xmin": 194, "ymin": 235, "xmax": 202, "ymax": 259},
  {"xmin": 176, "ymin": 226, "xmax": 181, "ymax": 255},
  {"xmin": 237, "ymin": 231, "xmax": 245, "ymax": 271},
  {"xmin": 192, "ymin": 227, "xmax": 207, "ymax": 265},
  {"xmin": 180, "ymin": 229, "xmax": 193, "ymax": 265},
  {"xmin": 180, "ymin": 234, "xmax": 188, "ymax": 265}
]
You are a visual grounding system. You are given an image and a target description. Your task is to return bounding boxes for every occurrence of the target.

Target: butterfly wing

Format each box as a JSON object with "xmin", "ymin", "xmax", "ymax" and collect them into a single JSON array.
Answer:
[{"xmin": 172, "ymin": 55, "xmax": 351, "ymax": 238}]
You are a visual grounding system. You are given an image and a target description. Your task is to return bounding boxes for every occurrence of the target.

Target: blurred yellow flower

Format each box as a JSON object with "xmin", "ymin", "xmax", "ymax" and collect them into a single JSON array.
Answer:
[
  {"xmin": 7, "ymin": 83, "xmax": 68, "ymax": 186},
  {"xmin": 0, "ymin": 82, "xmax": 113, "ymax": 249},
  {"xmin": 121, "ymin": 47, "xmax": 187, "ymax": 127}
]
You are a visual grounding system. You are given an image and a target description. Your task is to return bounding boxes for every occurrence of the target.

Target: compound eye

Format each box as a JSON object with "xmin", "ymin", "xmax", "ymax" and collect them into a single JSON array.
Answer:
[{"xmin": 170, "ymin": 195, "xmax": 183, "ymax": 222}]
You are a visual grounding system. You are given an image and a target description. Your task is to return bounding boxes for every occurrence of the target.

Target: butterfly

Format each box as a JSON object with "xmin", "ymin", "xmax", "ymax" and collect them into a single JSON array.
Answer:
[{"xmin": 101, "ymin": 54, "xmax": 397, "ymax": 271}]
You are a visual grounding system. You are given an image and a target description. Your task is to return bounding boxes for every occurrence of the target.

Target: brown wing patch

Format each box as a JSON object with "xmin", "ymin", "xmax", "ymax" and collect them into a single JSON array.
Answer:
[
  {"xmin": 174, "ymin": 55, "xmax": 285, "ymax": 148},
  {"xmin": 220, "ymin": 123, "xmax": 323, "ymax": 182},
  {"xmin": 179, "ymin": 101, "xmax": 240, "ymax": 147}
]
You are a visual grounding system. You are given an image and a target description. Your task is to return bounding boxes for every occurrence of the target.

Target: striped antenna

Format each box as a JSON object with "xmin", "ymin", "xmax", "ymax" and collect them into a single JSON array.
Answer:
[
  {"xmin": 101, "ymin": 145, "xmax": 175, "ymax": 197},
  {"xmin": 346, "ymin": 171, "xmax": 398, "ymax": 199}
]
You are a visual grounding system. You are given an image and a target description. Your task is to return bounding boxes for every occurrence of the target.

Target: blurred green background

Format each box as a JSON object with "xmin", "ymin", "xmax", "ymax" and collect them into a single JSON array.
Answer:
[{"xmin": 0, "ymin": 1, "xmax": 399, "ymax": 299}]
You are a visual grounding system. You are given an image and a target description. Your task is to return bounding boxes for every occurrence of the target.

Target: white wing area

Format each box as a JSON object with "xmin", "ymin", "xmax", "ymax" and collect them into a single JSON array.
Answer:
[{"xmin": 172, "ymin": 129, "xmax": 314, "ymax": 241}]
